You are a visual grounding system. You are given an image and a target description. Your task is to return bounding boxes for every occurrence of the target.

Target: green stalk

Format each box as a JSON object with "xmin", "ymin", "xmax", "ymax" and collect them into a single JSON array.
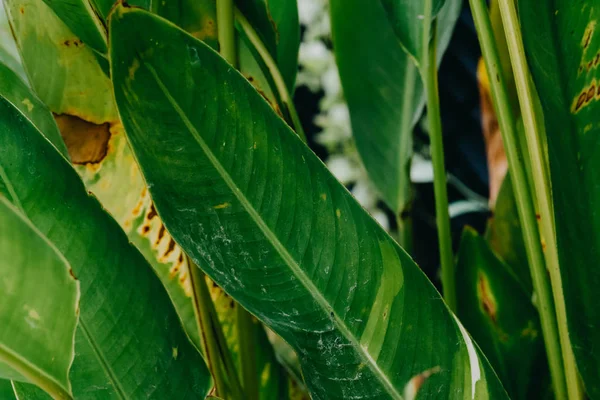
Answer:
[
  {"xmin": 217, "ymin": 0, "xmax": 237, "ymax": 66},
  {"xmin": 217, "ymin": 7, "xmax": 260, "ymax": 398},
  {"xmin": 234, "ymin": 9, "xmax": 307, "ymax": 142},
  {"xmin": 496, "ymin": 1, "xmax": 582, "ymax": 398},
  {"xmin": 469, "ymin": 1, "xmax": 568, "ymax": 398},
  {"xmin": 0, "ymin": 346, "xmax": 72, "ymax": 399},
  {"xmin": 422, "ymin": 4, "xmax": 455, "ymax": 311},
  {"xmin": 236, "ymin": 307, "xmax": 259, "ymax": 400},
  {"xmin": 188, "ymin": 258, "xmax": 229, "ymax": 397}
]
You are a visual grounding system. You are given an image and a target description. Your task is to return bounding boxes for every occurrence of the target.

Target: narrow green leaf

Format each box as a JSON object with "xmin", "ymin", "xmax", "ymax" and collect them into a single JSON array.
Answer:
[
  {"xmin": 0, "ymin": 61, "xmax": 68, "ymax": 158},
  {"xmin": 110, "ymin": 7, "xmax": 507, "ymax": 399},
  {"xmin": 329, "ymin": 0, "xmax": 460, "ymax": 215},
  {"xmin": 485, "ymin": 174, "xmax": 531, "ymax": 293},
  {"xmin": 0, "ymin": 84, "xmax": 211, "ymax": 399},
  {"xmin": 235, "ymin": 0, "xmax": 300, "ymax": 92},
  {"xmin": 519, "ymin": 1, "xmax": 600, "ymax": 397},
  {"xmin": 0, "ymin": 197, "xmax": 78, "ymax": 399},
  {"xmin": 456, "ymin": 228, "xmax": 548, "ymax": 399},
  {"xmin": 39, "ymin": 0, "xmax": 108, "ymax": 55},
  {"xmin": 379, "ymin": 0, "xmax": 446, "ymax": 65},
  {"xmin": 0, "ymin": 1, "xmax": 26, "ymax": 81}
]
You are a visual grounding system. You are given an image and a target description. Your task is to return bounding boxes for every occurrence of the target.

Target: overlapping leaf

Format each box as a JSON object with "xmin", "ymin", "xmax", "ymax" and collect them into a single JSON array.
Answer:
[
  {"xmin": 0, "ymin": 62, "xmax": 211, "ymax": 399},
  {"xmin": 456, "ymin": 228, "xmax": 547, "ymax": 399},
  {"xmin": 0, "ymin": 197, "xmax": 79, "ymax": 399},
  {"xmin": 519, "ymin": 1, "xmax": 600, "ymax": 397},
  {"xmin": 330, "ymin": 0, "xmax": 460, "ymax": 221},
  {"xmin": 110, "ymin": 7, "xmax": 507, "ymax": 399}
]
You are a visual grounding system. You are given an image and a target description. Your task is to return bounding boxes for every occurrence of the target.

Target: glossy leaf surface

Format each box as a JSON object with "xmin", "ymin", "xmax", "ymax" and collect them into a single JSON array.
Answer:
[
  {"xmin": 330, "ymin": 0, "xmax": 460, "ymax": 215},
  {"xmin": 111, "ymin": 7, "xmax": 506, "ymax": 399},
  {"xmin": 0, "ymin": 197, "xmax": 78, "ymax": 399},
  {"xmin": 456, "ymin": 228, "xmax": 546, "ymax": 399},
  {"xmin": 519, "ymin": 1, "xmax": 600, "ymax": 397},
  {"xmin": 0, "ymin": 80, "xmax": 211, "ymax": 399}
]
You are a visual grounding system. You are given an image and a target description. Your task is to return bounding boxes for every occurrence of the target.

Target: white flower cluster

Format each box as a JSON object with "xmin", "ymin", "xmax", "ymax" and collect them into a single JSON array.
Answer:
[{"xmin": 297, "ymin": 0, "xmax": 390, "ymax": 231}]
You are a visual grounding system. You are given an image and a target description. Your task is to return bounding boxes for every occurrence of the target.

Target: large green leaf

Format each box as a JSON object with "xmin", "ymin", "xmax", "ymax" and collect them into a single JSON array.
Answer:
[
  {"xmin": 329, "ymin": 0, "xmax": 460, "ymax": 216},
  {"xmin": 0, "ymin": 197, "xmax": 78, "ymax": 399},
  {"xmin": 110, "ymin": 6, "xmax": 507, "ymax": 399},
  {"xmin": 8, "ymin": 0, "xmax": 206, "ymax": 362},
  {"xmin": 519, "ymin": 1, "xmax": 600, "ymax": 397},
  {"xmin": 456, "ymin": 228, "xmax": 547, "ymax": 399},
  {"xmin": 0, "ymin": 84, "xmax": 211, "ymax": 399}
]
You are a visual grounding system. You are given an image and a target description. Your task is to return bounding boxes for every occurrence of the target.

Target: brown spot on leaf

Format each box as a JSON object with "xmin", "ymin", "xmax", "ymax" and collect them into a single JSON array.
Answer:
[
  {"xmin": 147, "ymin": 203, "xmax": 158, "ymax": 220},
  {"xmin": 55, "ymin": 114, "xmax": 111, "ymax": 164},
  {"xmin": 156, "ymin": 224, "xmax": 166, "ymax": 245},
  {"xmin": 478, "ymin": 273, "xmax": 497, "ymax": 324},
  {"xmin": 164, "ymin": 238, "xmax": 176, "ymax": 258},
  {"xmin": 68, "ymin": 268, "xmax": 78, "ymax": 280},
  {"xmin": 19, "ymin": 6, "xmax": 24, "ymax": 14}
]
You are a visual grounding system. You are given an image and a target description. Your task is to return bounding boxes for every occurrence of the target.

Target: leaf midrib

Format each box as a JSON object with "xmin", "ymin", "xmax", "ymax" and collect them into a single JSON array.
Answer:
[{"xmin": 142, "ymin": 62, "xmax": 403, "ymax": 400}]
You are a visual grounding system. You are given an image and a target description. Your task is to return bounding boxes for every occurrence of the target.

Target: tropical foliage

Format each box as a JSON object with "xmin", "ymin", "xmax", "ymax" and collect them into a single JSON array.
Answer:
[{"xmin": 0, "ymin": 0, "xmax": 598, "ymax": 399}]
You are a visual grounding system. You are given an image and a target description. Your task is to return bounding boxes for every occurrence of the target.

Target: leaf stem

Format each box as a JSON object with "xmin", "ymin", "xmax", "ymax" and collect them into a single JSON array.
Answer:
[
  {"xmin": 422, "ymin": 5, "xmax": 455, "ymax": 311},
  {"xmin": 236, "ymin": 306, "xmax": 259, "ymax": 400},
  {"xmin": 496, "ymin": 1, "xmax": 582, "ymax": 398},
  {"xmin": 0, "ymin": 345, "xmax": 72, "ymax": 399},
  {"xmin": 188, "ymin": 257, "xmax": 229, "ymax": 397},
  {"xmin": 468, "ymin": 0, "xmax": 569, "ymax": 398},
  {"xmin": 217, "ymin": 0, "xmax": 237, "ymax": 67},
  {"xmin": 234, "ymin": 9, "xmax": 307, "ymax": 142}
]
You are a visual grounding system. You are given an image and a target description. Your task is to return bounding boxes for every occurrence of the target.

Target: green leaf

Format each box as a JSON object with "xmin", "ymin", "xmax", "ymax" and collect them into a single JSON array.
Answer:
[
  {"xmin": 110, "ymin": 6, "xmax": 507, "ymax": 399},
  {"xmin": 0, "ymin": 1, "xmax": 26, "ymax": 81},
  {"xmin": 0, "ymin": 380, "xmax": 15, "ymax": 399},
  {"xmin": 379, "ymin": 0, "xmax": 446, "ymax": 65},
  {"xmin": 484, "ymin": 173, "xmax": 531, "ymax": 293},
  {"xmin": 456, "ymin": 228, "xmax": 548, "ymax": 399},
  {"xmin": 235, "ymin": 0, "xmax": 300, "ymax": 92},
  {"xmin": 0, "ymin": 61, "xmax": 68, "ymax": 158},
  {"xmin": 0, "ymin": 79, "xmax": 211, "ymax": 399},
  {"xmin": 7, "ymin": 0, "xmax": 207, "ymax": 365},
  {"xmin": 12, "ymin": 382, "xmax": 52, "ymax": 399},
  {"xmin": 329, "ymin": 0, "xmax": 460, "ymax": 215},
  {"xmin": 519, "ymin": 2, "xmax": 600, "ymax": 397},
  {"xmin": 5, "ymin": 0, "xmax": 116, "ymax": 124},
  {"xmin": 39, "ymin": 0, "xmax": 107, "ymax": 55},
  {"xmin": 0, "ymin": 197, "xmax": 78, "ymax": 399}
]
